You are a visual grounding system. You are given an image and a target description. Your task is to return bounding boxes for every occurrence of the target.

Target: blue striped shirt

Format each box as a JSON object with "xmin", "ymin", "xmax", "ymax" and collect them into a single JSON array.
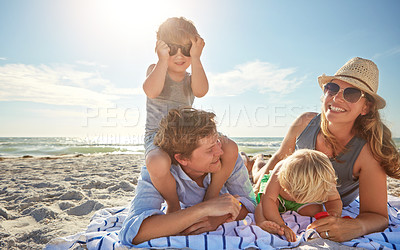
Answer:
[{"xmin": 118, "ymin": 153, "xmax": 257, "ymax": 246}]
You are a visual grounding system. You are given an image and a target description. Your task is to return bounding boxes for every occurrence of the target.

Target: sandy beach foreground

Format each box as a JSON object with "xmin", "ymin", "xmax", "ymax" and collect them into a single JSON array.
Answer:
[{"xmin": 1, "ymin": 154, "xmax": 399, "ymax": 249}]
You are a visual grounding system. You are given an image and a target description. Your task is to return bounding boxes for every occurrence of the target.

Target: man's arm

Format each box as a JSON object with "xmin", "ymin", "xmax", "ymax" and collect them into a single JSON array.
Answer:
[
  {"xmin": 133, "ymin": 194, "xmax": 241, "ymax": 244},
  {"xmin": 119, "ymin": 166, "xmax": 241, "ymax": 245}
]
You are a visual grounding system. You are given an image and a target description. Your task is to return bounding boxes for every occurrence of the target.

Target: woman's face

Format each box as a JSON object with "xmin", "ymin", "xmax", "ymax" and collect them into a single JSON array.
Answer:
[{"xmin": 322, "ymin": 79, "xmax": 370, "ymax": 126}]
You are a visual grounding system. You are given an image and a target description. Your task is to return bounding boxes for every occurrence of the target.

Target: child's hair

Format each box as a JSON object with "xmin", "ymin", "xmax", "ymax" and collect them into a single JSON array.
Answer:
[
  {"xmin": 277, "ymin": 149, "xmax": 337, "ymax": 204},
  {"xmin": 156, "ymin": 17, "xmax": 199, "ymax": 44},
  {"xmin": 154, "ymin": 107, "xmax": 217, "ymax": 165}
]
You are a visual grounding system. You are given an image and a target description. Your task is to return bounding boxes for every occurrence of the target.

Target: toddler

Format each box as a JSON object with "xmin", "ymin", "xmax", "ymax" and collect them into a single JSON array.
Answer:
[
  {"xmin": 143, "ymin": 17, "xmax": 238, "ymax": 213},
  {"xmin": 255, "ymin": 149, "xmax": 342, "ymax": 242}
]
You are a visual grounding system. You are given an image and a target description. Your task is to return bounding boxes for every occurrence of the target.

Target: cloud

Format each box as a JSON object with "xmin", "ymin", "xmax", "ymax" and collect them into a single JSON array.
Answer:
[
  {"xmin": 30, "ymin": 108, "xmax": 84, "ymax": 118},
  {"xmin": 0, "ymin": 63, "xmax": 141, "ymax": 107},
  {"xmin": 207, "ymin": 61, "xmax": 304, "ymax": 96},
  {"xmin": 0, "ymin": 57, "xmax": 7, "ymax": 60},
  {"xmin": 372, "ymin": 46, "xmax": 400, "ymax": 59},
  {"xmin": 76, "ymin": 60, "xmax": 107, "ymax": 68}
]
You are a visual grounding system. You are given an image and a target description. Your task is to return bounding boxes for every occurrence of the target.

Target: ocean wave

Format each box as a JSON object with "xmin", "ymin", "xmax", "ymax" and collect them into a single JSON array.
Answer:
[{"xmin": 1, "ymin": 137, "xmax": 398, "ymax": 158}]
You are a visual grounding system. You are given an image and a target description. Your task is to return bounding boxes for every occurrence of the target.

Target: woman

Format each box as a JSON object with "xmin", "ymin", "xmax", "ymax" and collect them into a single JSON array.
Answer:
[{"xmin": 250, "ymin": 57, "xmax": 400, "ymax": 242}]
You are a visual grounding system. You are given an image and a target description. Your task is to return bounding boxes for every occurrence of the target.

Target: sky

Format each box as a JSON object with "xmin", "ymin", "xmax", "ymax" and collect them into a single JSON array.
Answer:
[{"xmin": 0, "ymin": 0, "xmax": 399, "ymax": 140}]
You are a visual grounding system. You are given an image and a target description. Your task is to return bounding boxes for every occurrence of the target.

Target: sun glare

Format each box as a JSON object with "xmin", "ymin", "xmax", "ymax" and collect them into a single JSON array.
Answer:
[{"xmin": 71, "ymin": 0, "xmax": 187, "ymax": 48}]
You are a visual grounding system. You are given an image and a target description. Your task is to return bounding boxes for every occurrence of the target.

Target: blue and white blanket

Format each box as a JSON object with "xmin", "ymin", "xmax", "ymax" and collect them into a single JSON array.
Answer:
[{"xmin": 46, "ymin": 195, "xmax": 400, "ymax": 250}]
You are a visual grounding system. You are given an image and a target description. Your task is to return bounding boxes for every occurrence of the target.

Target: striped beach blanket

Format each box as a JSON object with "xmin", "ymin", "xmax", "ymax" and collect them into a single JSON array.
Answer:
[{"xmin": 46, "ymin": 195, "xmax": 400, "ymax": 250}]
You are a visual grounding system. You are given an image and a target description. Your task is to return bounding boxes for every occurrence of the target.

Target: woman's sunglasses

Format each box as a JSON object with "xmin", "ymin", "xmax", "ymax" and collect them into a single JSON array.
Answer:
[
  {"xmin": 323, "ymin": 82, "xmax": 365, "ymax": 103},
  {"xmin": 167, "ymin": 43, "xmax": 191, "ymax": 57}
]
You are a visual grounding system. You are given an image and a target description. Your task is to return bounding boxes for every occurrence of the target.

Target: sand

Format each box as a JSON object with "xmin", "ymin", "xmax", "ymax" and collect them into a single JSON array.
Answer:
[
  {"xmin": 0, "ymin": 154, "xmax": 143, "ymax": 249},
  {"xmin": 0, "ymin": 154, "xmax": 399, "ymax": 249}
]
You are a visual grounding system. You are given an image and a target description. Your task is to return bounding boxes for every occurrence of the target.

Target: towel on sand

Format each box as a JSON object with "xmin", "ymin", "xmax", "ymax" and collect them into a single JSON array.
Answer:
[{"xmin": 46, "ymin": 195, "xmax": 400, "ymax": 250}]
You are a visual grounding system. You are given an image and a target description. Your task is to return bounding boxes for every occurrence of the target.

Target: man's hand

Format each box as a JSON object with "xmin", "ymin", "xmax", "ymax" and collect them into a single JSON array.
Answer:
[
  {"xmin": 155, "ymin": 40, "xmax": 170, "ymax": 61},
  {"xmin": 179, "ymin": 194, "xmax": 241, "ymax": 235},
  {"xmin": 179, "ymin": 215, "xmax": 228, "ymax": 235},
  {"xmin": 189, "ymin": 36, "xmax": 205, "ymax": 59},
  {"xmin": 201, "ymin": 193, "xmax": 241, "ymax": 220}
]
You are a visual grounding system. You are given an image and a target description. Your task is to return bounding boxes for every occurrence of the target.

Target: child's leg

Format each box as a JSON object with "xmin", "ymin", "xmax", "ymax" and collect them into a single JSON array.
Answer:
[
  {"xmin": 251, "ymin": 154, "xmax": 267, "ymax": 187},
  {"xmin": 297, "ymin": 203, "xmax": 323, "ymax": 217},
  {"xmin": 204, "ymin": 136, "xmax": 238, "ymax": 201},
  {"xmin": 240, "ymin": 152, "xmax": 254, "ymax": 174},
  {"xmin": 146, "ymin": 148, "xmax": 180, "ymax": 213}
]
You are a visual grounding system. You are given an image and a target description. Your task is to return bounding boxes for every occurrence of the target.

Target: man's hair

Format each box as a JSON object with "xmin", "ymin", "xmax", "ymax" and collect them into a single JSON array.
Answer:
[
  {"xmin": 277, "ymin": 149, "xmax": 338, "ymax": 204},
  {"xmin": 154, "ymin": 107, "xmax": 217, "ymax": 165},
  {"xmin": 156, "ymin": 17, "xmax": 199, "ymax": 44}
]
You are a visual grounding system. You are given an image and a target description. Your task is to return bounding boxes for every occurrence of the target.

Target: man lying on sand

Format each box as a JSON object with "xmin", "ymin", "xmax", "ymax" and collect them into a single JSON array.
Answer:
[{"xmin": 118, "ymin": 107, "xmax": 257, "ymax": 246}]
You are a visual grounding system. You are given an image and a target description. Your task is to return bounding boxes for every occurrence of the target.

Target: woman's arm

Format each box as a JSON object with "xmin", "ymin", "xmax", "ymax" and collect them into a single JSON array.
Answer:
[
  {"xmin": 253, "ymin": 112, "xmax": 317, "ymax": 193},
  {"xmin": 354, "ymin": 145, "xmax": 388, "ymax": 234},
  {"xmin": 308, "ymin": 145, "xmax": 389, "ymax": 242}
]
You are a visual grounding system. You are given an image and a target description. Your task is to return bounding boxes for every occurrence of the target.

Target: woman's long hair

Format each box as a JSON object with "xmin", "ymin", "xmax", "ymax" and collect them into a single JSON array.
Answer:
[{"xmin": 321, "ymin": 95, "xmax": 400, "ymax": 179}]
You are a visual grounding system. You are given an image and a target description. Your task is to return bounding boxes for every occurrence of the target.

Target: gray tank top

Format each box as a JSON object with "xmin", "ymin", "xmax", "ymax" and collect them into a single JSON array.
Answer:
[
  {"xmin": 145, "ymin": 72, "xmax": 195, "ymax": 133},
  {"xmin": 296, "ymin": 114, "xmax": 366, "ymax": 206}
]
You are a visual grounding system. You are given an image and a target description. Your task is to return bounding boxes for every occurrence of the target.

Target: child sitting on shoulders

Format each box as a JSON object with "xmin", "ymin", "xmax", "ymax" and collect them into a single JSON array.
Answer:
[
  {"xmin": 143, "ymin": 17, "xmax": 238, "ymax": 213},
  {"xmin": 255, "ymin": 149, "xmax": 342, "ymax": 242}
]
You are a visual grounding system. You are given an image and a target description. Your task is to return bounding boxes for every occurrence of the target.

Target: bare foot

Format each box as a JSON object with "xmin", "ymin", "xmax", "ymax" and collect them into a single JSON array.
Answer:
[
  {"xmin": 258, "ymin": 221, "xmax": 284, "ymax": 235},
  {"xmin": 240, "ymin": 152, "xmax": 254, "ymax": 174}
]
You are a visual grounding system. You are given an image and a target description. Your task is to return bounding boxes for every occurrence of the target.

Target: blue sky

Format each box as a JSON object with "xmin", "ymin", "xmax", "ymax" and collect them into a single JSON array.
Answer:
[{"xmin": 0, "ymin": 0, "xmax": 399, "ymax": 139}]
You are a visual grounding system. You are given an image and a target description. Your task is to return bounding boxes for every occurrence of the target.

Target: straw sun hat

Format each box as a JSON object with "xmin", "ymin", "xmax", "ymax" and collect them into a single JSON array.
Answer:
[{"xmin": 318, "ymin": 57, "xmax": 386, "ymax": 109}]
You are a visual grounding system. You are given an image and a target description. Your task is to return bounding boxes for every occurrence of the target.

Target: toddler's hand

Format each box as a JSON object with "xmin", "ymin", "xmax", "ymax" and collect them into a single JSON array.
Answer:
[
  {"xmin": 155, "ymin": 40, "xmax": 170, "ymax": 61},
  {"xmin": 190, "ymin": 36, "xmax": 205, "ymax": 59},
  {"xmin": 283, "ymin": 226, "xmax": 297, "ymax": 242}
]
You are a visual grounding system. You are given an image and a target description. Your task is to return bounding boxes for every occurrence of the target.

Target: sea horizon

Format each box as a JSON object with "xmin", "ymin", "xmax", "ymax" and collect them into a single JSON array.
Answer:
[{"xmin": 1, "ymin": 136, "xmax": 399, "ymax": 159}]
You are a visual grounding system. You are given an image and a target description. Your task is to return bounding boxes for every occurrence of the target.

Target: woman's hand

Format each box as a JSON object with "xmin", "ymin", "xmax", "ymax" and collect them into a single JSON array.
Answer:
[
  {"xmin": 189, "ymin": 36, "xmax": 205, "ymax": 59},
  {"xmin": 307, "ymin": 216, "xmax": 360, "ymax": 242}
]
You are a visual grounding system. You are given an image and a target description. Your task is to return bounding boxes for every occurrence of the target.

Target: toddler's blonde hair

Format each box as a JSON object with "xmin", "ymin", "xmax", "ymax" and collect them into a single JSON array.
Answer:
[
  {"xmin": 277, "ymin": 149, "xmax": 337, "ymax": 204},
  {"xmin": 157, "ymin": 17, "xmax": 199, "ymax": 45}
]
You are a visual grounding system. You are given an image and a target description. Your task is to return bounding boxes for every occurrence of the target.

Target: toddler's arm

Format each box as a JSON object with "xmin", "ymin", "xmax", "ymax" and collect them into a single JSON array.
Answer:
[
  {"xmin": 257, "ymin": 171, "xmax": 292, "ymax": 232},
  {"xmin": 189, "ymin": 36, "xmax": 208, "ymax": 97},
  {"xmin": 256, "ymin": 192, "xmax": 296, "ymax": 242},
  {"xmin": 324, "ymin": 191, "xmax": 343, "ymax": 217},
  {"xmin": 143, "ymin": 40, "xmax": 169, "ymax": 98},
  {"xmin": 204, "ymin": 136, "xmax": 238, "ymax": 201}
]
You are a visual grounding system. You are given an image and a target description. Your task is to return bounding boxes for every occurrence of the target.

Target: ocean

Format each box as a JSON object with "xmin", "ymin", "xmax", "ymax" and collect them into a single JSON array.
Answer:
[{"xmin": 1, "ymin": 137, "xmax": 399, "ymax": 158}]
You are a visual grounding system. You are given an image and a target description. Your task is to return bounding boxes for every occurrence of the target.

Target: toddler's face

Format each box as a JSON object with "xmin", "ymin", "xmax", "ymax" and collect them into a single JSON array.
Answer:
[
  {"xmin": 166, "ymin": 40, "xmax": 192, "ymax": 73},
  {"xmin": 167, "ymin": 43, "xmax": 191, "ymax": 57}
]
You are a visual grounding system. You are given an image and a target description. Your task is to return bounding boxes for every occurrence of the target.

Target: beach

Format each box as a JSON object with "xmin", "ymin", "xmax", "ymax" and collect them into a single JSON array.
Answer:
[
  {"xmin": 0, "ymin": 154, "xmax": 144, "ymax": 249},
  {"xmin": 1, "ymin": 153, "xmax": 399, "ymax": 249}
]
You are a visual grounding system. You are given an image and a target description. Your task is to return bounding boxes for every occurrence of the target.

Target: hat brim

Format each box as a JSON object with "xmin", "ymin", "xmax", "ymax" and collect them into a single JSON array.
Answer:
[{"xmin": 318, "ymin": 74, "xmax": 386, "ymax": 109}]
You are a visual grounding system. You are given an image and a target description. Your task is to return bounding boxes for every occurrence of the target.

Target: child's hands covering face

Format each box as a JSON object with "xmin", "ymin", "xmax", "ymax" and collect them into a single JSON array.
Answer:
[
  {"xmin": 155, "ymin": 40, "xmax": 170, "ymax": 61},
  {"xmin": 190, "ymin": 36, "xmax": 205, "ymax": 59}
]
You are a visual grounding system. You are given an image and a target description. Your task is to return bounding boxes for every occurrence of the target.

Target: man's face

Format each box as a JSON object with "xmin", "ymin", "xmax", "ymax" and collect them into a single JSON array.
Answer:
[{"xmin": 180, "ymin": 133, "xmax": 224, "ymax": 178}]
